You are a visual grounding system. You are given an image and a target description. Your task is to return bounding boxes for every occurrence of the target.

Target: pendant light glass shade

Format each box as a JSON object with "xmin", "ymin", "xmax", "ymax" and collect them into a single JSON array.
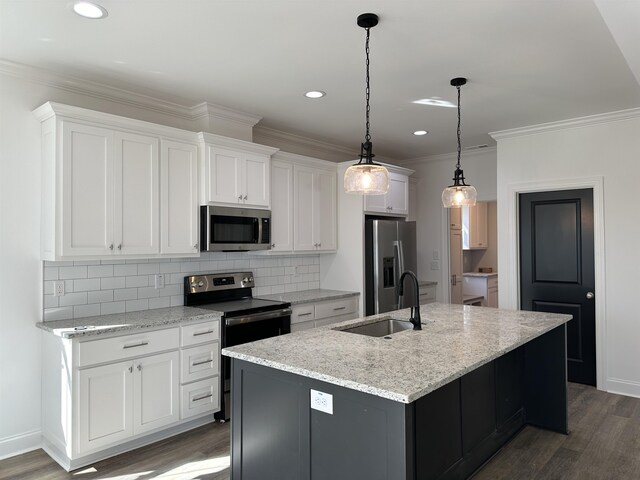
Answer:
[
  {"xmin": 344, "ymin": 163, "xmax": 389, "ymax": 194},
  {"xmin": 442, "ymin": 77, "xmax": 477, "ymax": 208},
  {"xmin": 344, "ymin": 13, "xmax": 390, "ymax": 195}
]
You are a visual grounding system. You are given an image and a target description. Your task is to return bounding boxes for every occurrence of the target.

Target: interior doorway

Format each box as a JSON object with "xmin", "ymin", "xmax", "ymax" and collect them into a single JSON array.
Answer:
[{"xmin": 448, "ymin": 201, "xmax": 498, "ymax": 307}]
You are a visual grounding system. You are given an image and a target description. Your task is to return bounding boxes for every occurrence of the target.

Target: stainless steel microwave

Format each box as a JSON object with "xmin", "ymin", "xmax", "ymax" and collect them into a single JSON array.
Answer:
[{"xmin": 200, "ymin": 206, "xmax": 271, "ymax": 252}]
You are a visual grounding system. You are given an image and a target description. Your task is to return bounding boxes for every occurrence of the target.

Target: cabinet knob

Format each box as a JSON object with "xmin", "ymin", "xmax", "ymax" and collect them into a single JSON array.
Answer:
[
  {"xmin": 128, "ymin": 366, "xmax": 133, "ymax": 373},
  {"xmin": 318, "ymin": 243, "xmax": 322, "ymax": 248},
  {"xmin": 586, "ymin": 292, "xmax": 595, "ymax": 300},
  {"xmin": 117, "ymin": 244, "xmax": 122, "ymax": 250},
  {"xmin": 193, "ymin": 243, "xmax": 198, "ymax": 250},
  {"xmin": 243, "ymin": 195, "xmax": 248, "ymax": 200},
  {"xmin": 271, "ymin": 243, "xmax": 275, "ymax": 248},
  {"xmin": 238, "ymin": 195, "xmax": 243, "ymax": 200},
  {"xmin": 109, "ymin": 244, "xmax": 114, "ymax": 250},
  {"xmin": 137, "ymin": 364, "xmax": 142, "ymax": 371}
]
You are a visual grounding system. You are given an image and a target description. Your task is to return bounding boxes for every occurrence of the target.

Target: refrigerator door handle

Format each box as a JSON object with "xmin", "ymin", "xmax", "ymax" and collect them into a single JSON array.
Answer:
[{"xmin": 394, "ymin": 240, "xmax": 405, "ymax": 308}]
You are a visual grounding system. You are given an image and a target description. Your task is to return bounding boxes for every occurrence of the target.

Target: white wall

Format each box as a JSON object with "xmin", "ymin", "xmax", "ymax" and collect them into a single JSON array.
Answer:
[
  {"xmin": 403, "ymin": 148, "xmax": 497, "ymax": 301},
  {"xmin": 494, "ymin": 110, "xmax": 640, "ymax": 398}
]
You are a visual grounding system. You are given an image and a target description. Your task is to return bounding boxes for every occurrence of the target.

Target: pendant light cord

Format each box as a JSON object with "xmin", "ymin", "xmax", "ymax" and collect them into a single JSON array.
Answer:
[
  {"xmin": 364, "ymin": 26, "xmax": 371, "ymax": 143},
  {"xmin": 456, "ymin": 85, "xmax": 462, "ymax": 169}
]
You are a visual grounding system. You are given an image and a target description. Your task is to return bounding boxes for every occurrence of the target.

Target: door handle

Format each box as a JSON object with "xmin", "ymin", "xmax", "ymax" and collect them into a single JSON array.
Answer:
[{"xmin": 586, "ymin": 292, "xmax": 595, "ymax": 300}]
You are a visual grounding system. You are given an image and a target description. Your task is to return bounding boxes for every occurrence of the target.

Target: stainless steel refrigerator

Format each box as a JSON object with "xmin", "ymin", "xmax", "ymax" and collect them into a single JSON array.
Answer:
[{"xmin": 365, "ymin": 219, "xmax": 418, "ymax": 316}]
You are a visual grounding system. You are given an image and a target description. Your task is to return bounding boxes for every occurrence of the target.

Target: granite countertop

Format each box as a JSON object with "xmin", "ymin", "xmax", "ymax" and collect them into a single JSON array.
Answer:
[
  {"xmin": 256, "ymin": 289, "xmax": 359, "ymax": 306},
  {"xmin": 36, "ymin": 306, "xmax": 223, "ymax": 339},
  {"xmin": 418, "ymin": 280, "xmax": 437, "ymax": 287},
  {"xmin": 223, "ymin": 303, "xmax": 571, "ymax": 404},
  {"xmin": 463, "ymin": 272, "xmax": 498, "ymax": 278}
]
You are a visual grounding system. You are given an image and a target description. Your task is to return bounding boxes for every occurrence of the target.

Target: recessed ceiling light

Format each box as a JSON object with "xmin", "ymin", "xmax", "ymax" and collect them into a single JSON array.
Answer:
[
  {"xmin": 412, "ymin": 98, "xmax": 456, "ymax": 108},
  {"xmin": 73, "ymin": 2, "xmax": 108, "ymax": 19},
  {"xmin": 413, "ymin": 130, "xmax": 428, "ymax": 136},
  {"xmin": 304, "ymin": 91, "xmax": 326, "ymax": 99}
]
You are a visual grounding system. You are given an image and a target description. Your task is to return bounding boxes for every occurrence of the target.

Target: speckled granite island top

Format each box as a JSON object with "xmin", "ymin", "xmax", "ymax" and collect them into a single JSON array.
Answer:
[
  {"xmin": 223, "ymin": 303, "xmax": 571, "ymax": 404},
  {"xmin": 255, "ymin": 289, "xmax": 359, "ymax": 305},
  {"xmin": 36, "ymin": 306, "xmax": 222, "ymax": 339}
]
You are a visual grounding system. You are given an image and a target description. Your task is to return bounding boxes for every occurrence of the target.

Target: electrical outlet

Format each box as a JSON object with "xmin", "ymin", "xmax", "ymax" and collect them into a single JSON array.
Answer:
[
  {"xmin": 430, "ymin": 261, "xmax": 440, "ymax": 271},
  {"xmin": 53, "ymin": 280, "xmax": 65, "ymax": 297},
  {"xmin": 154, "ymin": 274, "xmax": 165, "ymax": 289},
  {"xmin": 310, "ymin": 389, "xmax": 333, "ymax": 415}
]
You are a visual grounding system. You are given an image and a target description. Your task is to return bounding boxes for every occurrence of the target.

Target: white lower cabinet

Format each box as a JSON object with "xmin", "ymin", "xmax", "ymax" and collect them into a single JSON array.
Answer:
[
  {"xmin": 462, "ymin": 275, "xmax": 499, "ymax": 308},
  {"xmin": 42, "ymin": 320, "xmax": 221, "ymax": 471},
  {"xmin": 290, "ymin": 296, "xmax": 359, "ymax": 332},
  {"xmin": 418, "ymin": 284, "xmax": 437, "ymax": 305}
]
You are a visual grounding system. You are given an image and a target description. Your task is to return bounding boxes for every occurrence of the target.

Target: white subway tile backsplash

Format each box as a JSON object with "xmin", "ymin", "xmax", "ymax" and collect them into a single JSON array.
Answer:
[
  {"xmin": 44, "ymin": 306, "xmax": 74, "ymax": 321},
  {"xmin": 125, "ymin": 275, "xmax": 149, "ymax": 288},
  {"xmin": 100, "ymin": 301, "xmax": 125, "ymax": 315},
  {"xmin": 148, "ymin": 296, "xmax": 171, "ymax": 310},
  {"xmin": 59, "ymin": 266, "xmax": 88, "ymax": 280},
  {"xmin": 114, "ymin": 264, "xmax": 137, "ymax": 276},
  {"xmin": 88, "ymin": 265, "xmax": 114, "ymax": 277},
  {"xmin": 43, "ymin": 253, "xmax": 323, "ymax": 321},
  {"xmin": 126, "ymin": 299, "xmax": 148, "ymax": 312},
  {"xmin": 88, "ymin": 290, "xmax": 114, "ymax": 304},
  {"xmin": 73, "ymin": 278, "xmax": 101, "ymax": 292},
  {"xmin": 44, "ymin": 267, "xmax": 59, "ymax": 281},
  {"xmin": 74, "ymin": 304, "xmax": 101, "ymax": 318},
  {"xmin": 58, "ymin": 292, "xmax": 87, "ymax": 306},
  {"xmin": 137, "ymin": 286, "xmax": 159, "ymax": 299},
  {"xmin": 138, "ymin": 263, "xmax": 160, "ymax": 275},
  {"xmin": 114, "ymin": 288, "xmax": 138, "ymax": 302},
  {"xmin": 101, "ymin": 276, "xmax": 126, "ymax": 290}
]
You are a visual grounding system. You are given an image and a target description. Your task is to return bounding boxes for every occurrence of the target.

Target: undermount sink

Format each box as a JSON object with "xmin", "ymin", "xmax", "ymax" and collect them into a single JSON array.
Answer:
[{"xmin": 337, "ymin": 317, "xmax": 414, "ymax": 337}]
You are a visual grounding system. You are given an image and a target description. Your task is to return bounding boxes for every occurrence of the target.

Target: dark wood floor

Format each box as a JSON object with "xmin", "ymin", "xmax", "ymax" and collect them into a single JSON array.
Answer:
[{"xmin": 2, "ymin": 383, "xmax": 639, "ymax": 480}]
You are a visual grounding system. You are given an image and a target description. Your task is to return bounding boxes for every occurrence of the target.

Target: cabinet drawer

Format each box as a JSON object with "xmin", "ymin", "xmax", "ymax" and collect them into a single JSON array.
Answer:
[
  {"xmin": 291, "ymin": 320, "xmax": 315, "ymax": 333},
  {"xmin": 181, "ymin": 343, "xmax": 220, "ymax": 384},
  {"xmin": 315, "ymin": 297, "xmax": 358, "ymax": 320},
  {"xmin": 291, "ymin": 304, "xmax": 315, "ymax": 324},
  {"xmin": 78, "ymin": 328, "xmax": 179, "ymax": 367},
  {"xmin": 488, "ymin": 277, "xmax": 498, "ymax": 289},
  {"xmin": 181, "ymin": 319, "xmax": 220, "ymax": 347},
  {"xmin": 181, "ymin": 377, "xmax": 220, "ymax": 419}
]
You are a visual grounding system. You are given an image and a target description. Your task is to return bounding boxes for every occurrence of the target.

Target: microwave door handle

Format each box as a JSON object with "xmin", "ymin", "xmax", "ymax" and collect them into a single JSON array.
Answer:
[
  {"xmin": 206, "ymin": 209, "xmax": 212, "ymax": 250},
  {"xmin": 256, "ymin": 218, "xmax": 262, "ymax": 244}
]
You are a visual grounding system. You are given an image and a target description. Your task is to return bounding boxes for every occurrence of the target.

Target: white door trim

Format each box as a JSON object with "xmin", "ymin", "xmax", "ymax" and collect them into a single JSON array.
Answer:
[{"xmin": 504, "ymin": 176, "xmax": 606, "ymax": 390}]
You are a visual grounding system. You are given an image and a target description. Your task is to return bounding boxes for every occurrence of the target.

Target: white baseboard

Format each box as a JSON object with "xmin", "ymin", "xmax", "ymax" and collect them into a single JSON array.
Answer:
[
  {"xmin": 606, "ymin": 378, "xmax": 640, "ymax": 399},
  {"xmin": 0, "ymin": 429, "xmax": 41, "ymax": 461}
]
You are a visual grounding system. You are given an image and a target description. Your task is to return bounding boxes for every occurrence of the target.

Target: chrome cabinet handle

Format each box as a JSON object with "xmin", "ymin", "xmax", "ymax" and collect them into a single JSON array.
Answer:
[
  {"xmin": 333, "ymin": 306, "xmax": 346, "ymax": 311},
  {"xmin": 238, "ymin": 195, "xmax": 243, "ymax": 200},
  {"xmin": 298, "ymin": 312, "xmax": 312, "ymax": 317},
  {"xmin": 192, "ymin": 358, "xmax": 213, "ymax": 367},
  {"xmin": 193, "ymin": 330, "xmax": 214, "ymax": 337},
  {"xmin": 109, "ymin": 244, "xmax": 114, "ymax": 250},
  {"xmin": 123, "ymin": 341, "xmax": 149, "ymax": 349},
  {"xmin": 128, "ymin": 366, "xmax": 133, "ymax": 373},
  {"xmin": 193, "ymin": 243, "xmax": 198, "ymax": 250},
  {"xmin": 243, "ymin": 195, "xmax": 248, "ymax": 200},
  {"xmin": 137, "ymin": 364, "xmax": 142, "ymax": 371},
  {"xmin": 192, "ymin": 393, "xmax": 213, "ymax": 402},
  {"xmin": 271, "ymin": 243, "xmax": 275, "ymax": 247},
  {"xmin": 586, "ymin": 292, "xmax": 595, "ymax": 299},
  {"xmin": 117, "ymin": 244, "xmax": 122, "ymax": 250}
]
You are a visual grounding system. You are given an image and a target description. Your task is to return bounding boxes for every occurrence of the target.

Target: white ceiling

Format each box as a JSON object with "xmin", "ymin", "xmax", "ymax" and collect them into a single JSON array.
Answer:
[{"xmin": 1, "ymin": 0, "xmax": 639, "ymax": 160}]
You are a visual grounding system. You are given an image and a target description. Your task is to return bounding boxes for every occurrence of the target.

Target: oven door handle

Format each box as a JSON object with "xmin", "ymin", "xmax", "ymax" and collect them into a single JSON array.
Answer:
[{"xmin": 225, "ymin": 308, "xmax": 292, "ymax": 327}]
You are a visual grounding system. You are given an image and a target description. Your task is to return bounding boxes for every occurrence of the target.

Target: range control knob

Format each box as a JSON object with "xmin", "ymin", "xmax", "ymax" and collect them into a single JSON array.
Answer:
[
  {"xmin": 198, "ymin": 281, "xmax": 204, "ymax": 287},
  {"xmin": 191, "ymin": 282, "xmax": 197, "ymax": 288},
  {"xmin": 242, "ymin": 276, "xmax": 250, "ymax": 284}
]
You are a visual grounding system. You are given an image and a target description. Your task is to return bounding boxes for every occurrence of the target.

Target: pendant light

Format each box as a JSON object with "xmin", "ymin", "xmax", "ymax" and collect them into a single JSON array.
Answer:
[
  {"xmin": 442, "ymin": 77, "xmax": 477, "ymax": 208},
  {"xmin": 344, "ymin": 13, "xmax": 390, "ymax": 195}
]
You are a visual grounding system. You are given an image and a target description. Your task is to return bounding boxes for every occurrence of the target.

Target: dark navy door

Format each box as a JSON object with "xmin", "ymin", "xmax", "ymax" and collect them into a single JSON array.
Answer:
[{"xmin": 519, "ymin": 189, "xmax": 596, "ymax": 385}]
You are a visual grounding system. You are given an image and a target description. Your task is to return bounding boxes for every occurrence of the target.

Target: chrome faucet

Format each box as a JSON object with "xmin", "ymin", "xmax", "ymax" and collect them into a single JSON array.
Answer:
[{"xmin": 399, "ymin": 270, "xmax": 421, "ymax": 330}]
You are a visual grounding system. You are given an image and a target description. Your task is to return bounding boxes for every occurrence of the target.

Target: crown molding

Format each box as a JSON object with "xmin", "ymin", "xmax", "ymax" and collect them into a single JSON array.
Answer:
[
  {"xmin": 197, "ymin": 131, "xmax": 279, "ymax": 156},
  {"xmin": 1, "ymin": 59, "xmax": 263, "ymax": 130},
  {"xmin": 490, "ymin": 108, "xmax": 640, "ymax": 140},
  {"xmin": 400, "ymin": 146, "xmax": 497, "ymax": 166},
  {"xmin": 253, "ymin": 125, "xmax": 357, "ymax": 162},
  {"xmin": 336, "ymin": 160, "xmax": 414, "ymax": 176}
]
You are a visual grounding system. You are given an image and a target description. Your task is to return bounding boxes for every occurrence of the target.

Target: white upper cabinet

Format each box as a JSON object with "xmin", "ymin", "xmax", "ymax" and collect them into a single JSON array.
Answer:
[
  {"xmin": 34, "ymin": 102, "xmax": 201, "ymax": 260},
  {"xmin": 266, "ymin": 152, "xmax": 337, "ymax": 254},
  {"xmin": 199, "ymin": 133, "xmax": 277, "ymax": 209},
  {"xmin": 462, "ymin": 202, "xmax": 488, "ymax": 250},
  {"xmin": 364, "ymin": 169, "xmax": 411, "ymax": 216},
  {"xmin": 161, "ymin": 140, "xmax": 199, "ymax": 255},
  {"xmin": 293, "ymin": 163, "xmax": 337, "ymax": 252},
  {"xmin": 270, "ymin": 160, "xmax": 294, "ymax": 252}
]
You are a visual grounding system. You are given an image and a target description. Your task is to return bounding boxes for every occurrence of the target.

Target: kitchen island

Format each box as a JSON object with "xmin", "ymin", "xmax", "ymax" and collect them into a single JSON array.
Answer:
[{"xmin": 222, "ymin": 303, "xmax": 572, "ymax": 480}]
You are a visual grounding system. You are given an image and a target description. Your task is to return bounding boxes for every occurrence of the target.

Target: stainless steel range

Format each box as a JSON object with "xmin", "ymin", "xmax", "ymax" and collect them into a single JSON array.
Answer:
[{"xmin": 184, "ymin": 271, "xmax": 291, "ymax": 421}]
